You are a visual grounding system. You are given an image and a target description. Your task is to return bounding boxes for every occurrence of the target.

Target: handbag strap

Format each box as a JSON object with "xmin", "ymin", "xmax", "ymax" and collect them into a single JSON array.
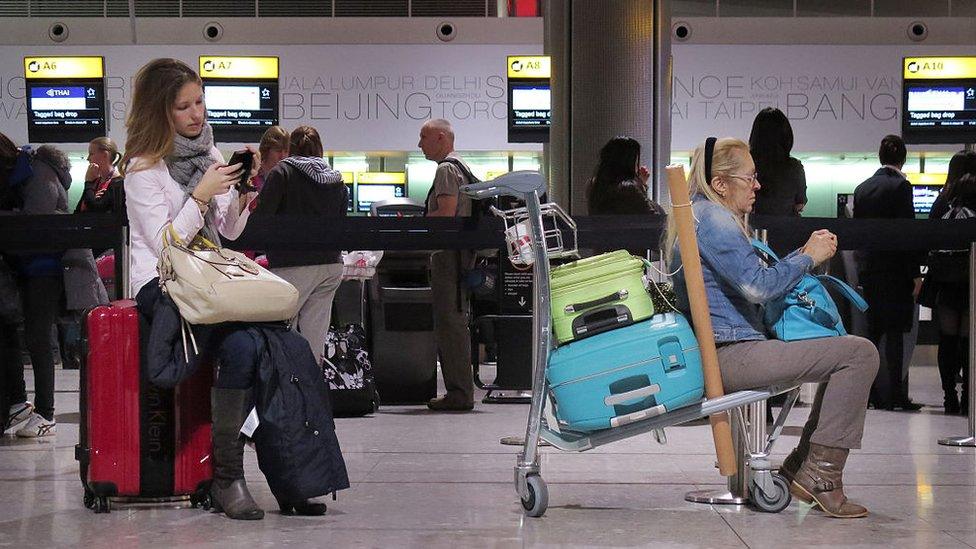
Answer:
[
  {"xmin": 816, "ymin": 274, "xmax": 869, "ymax": 312},
  {"xmin": 750, "ymin": 239, "xmax": 781, "ymax": 263},
  {"xmin": 163, "ymin": 224, "xmax": 220, "ymax": 252}
]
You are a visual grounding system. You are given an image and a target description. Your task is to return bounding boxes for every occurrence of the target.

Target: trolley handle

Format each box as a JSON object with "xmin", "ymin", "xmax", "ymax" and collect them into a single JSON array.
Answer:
[{"xmin": 460, "ymin": 170, "xmax": 546, "ymax": 199}]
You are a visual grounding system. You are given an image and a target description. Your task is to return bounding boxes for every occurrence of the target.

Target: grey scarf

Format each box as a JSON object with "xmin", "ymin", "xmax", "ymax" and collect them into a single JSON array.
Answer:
[{"xmin": 165, "ymin": 124, "xmax": 221, "ymax": 244}]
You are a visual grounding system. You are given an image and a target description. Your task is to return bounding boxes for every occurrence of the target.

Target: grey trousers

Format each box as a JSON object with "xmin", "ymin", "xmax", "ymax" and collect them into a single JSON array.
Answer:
[
  {"xmin": 429, "ymin": 250, "xmax": 473, "ymax": 404},
  {"xmin": 273, "ymin": 263, "xmax": 344, "ymax": 363},
  {"xmin": 716, "ymin": 335, "xmax": 880, "ymax": 449}
]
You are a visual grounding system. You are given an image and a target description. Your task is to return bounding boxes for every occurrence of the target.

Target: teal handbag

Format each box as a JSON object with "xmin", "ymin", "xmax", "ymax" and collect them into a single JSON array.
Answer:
[{"xmin": 751, "ymin": 240, "xmax": 868, "ymax": 341}]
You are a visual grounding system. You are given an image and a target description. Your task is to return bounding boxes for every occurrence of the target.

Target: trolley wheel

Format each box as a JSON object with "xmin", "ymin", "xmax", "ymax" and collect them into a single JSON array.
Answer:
[
  {"xmin": 93, "ymin": 496, "xmax": 110, "ymax": 514},
  {"xmin": 83, "ymin": 489, "xmax": 95, "ymax": 510},
  {"xmin": 520, "ymin": 475, "xmax": 549, "ymax": 518},
  {"xmin": 750, "ymin": 473, "xmax": 791, "ymax": 513}
]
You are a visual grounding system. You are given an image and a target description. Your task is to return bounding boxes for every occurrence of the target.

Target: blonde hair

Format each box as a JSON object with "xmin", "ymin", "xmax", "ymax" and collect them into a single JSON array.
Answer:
[
  {"xmin": 258, "ymin": 125, "xmax": 289, "ymax": 158},
  {"xmin": 664, "ymin": 137, "xmax": 752, "ymax": 262},
  {"xmin": 89, "ymin": 136, "xmax": 121, "ymax": 167},
  {"xmin": 121, "ymin": 58, "xmax": 202, "ymax": 175}
]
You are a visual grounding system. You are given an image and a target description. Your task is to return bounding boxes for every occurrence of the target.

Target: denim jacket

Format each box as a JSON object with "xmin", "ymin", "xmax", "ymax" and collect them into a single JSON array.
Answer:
[{"xmin": 670, "ymin": 196, "xmax": 814, "ymax": 343}]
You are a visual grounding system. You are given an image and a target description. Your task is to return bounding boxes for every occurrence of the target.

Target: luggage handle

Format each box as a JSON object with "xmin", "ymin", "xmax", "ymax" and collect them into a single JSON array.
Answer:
[
  {"xmin": 564, "ymin": 289, "xmax": 629, "ymax": 314},
  {"xmin": 604, "ymin": 383, "xmax": 661, "ymax": 407},
  {"xmin": 609, "ymin": 404, "xmax": 667, "ymax": 428},
  {"xmin": 572, "ymin": 305, "xmax": 633, "ymax": 337}
]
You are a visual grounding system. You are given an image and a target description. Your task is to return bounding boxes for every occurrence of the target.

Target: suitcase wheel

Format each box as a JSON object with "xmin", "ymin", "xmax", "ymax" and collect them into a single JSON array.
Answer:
[
  {"xmin": 83, "ymin": 489, "xmax": 95, "ymax": 510},
  {"xmin": 190, "ymin": 492, "xmax": 212, "ymax": 510},
  {"xmin": 93, "ymin": 496, "xmax": 110, "ymax": 514}
]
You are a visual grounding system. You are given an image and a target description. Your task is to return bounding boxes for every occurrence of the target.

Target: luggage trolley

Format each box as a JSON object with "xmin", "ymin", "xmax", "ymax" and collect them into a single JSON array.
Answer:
[{"xmin": 461, "ymin": 171, "xmax": 801, "ymax": 518}]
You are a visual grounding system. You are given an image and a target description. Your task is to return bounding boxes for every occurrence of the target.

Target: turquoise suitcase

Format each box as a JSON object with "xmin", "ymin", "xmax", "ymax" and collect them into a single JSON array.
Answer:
[{"xmin": 546, "ymin": 313, "xmax": 704, "ymax": 432}]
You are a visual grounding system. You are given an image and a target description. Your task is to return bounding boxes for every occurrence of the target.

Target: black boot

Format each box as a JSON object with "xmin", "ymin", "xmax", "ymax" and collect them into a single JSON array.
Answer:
[
  {"xmin": 210, "ymin": 388, "xmax": 264, "ymax": 520},
  {"xmin": 276, "ymin": 497, "xmax": 328, "ymax": 516},
  {"xmin": 938, "ymin": 334, "xmax": 961, "ymax": 414}
]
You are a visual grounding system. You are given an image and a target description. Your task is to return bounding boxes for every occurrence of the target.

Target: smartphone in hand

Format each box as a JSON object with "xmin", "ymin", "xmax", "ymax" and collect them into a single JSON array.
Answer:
[{"xmin": 227, "ymin": 150, "xmax": 256, "ymax": 192}]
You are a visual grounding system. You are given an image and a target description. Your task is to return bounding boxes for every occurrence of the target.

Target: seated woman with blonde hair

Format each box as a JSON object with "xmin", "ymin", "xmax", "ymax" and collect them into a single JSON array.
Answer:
[{"xmin": 666, "ymin": 136, "xmax": 879, "ymax": 518}]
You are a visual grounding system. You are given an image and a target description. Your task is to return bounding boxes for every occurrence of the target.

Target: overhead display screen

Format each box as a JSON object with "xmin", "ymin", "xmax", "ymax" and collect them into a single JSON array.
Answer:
[
  {"xmin": 24, "ymin": 56, "xmax": 106, "ymax": 143},
  {"xmin": 507, "ymin": 55, "xmax": 550, "ymax": 143},
  {"xmin": 200, "ymin": 56, "xmax": 279, "ymax": 143},
  {"xmin": 903, "ymin": 57, "xmax": 976, "ymax": 144}
]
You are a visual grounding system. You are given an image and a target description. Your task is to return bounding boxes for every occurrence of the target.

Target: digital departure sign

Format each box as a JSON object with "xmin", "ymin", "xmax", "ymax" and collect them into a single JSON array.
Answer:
[
  {"xmin": 903, "ymin": 57, "xmax": 976, "ymax": 144},
  {"xmin": 356, "ymin": 172, "xmax": 406, "ymax": 213},
  {"xmin": 507, "ymin": 55, "xmax": 550, "ymax": 143},
  {"xmin": 906, "ymin": 172, "xmax": 946, "ymax": 215},
  {"xmin": 24, "ymin": 56, "xmax": 106, "ymax": 143},
  {"xmin": 200, "ymin": 56, "xmax": 279, "ymax": 142}
]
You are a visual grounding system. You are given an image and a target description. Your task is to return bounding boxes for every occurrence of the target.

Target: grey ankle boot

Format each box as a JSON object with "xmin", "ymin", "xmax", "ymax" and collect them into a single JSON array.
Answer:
[{"xmin": 210, "ymin": 388, "xmax": 264, "ymax": 520}]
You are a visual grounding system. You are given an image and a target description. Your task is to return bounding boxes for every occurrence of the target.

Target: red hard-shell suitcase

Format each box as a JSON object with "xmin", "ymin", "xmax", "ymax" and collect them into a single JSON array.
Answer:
[{"xmin": 76, "ymin": 300, "xmax": 213, "ymax": 512}]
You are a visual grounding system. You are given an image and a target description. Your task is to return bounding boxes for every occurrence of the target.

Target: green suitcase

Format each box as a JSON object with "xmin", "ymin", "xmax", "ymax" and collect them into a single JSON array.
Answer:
[{"xmin": 550, "ymin": 251, "xmax": 654, "ymax": 344}]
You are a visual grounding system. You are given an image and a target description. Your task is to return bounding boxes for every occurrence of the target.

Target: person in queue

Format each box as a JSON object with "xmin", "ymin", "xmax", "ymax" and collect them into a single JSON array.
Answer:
[
  {"xmin": 1, "ymin": 140, "xmax": 106, "ymax": 438},
  {"xmin": 419, "ymin": 118, "xmax": 476, "ymax": 411},
  {"xmin": 853, "ymin": 135, "xmax": 923, "ymax": 411},
  {"xmin": 122, "ymin": 58, "xmax": 328, "ymax": 519},
  {"xmin": 254, "ymin": 125, "xmax": 289, "ymax": 193},
  {"xmin": 748, "ymin": 107, "xmax": 807, "ymax": 217},
  {"xmin": 666, "ymin": 137, "xmax": 879, "ymax": 519},
  {"xmin": 586, "ymin": 136, "xmax": 665, "ymax": 216},
  {"xmin": 926, "ymin": 167, "xmax": 976, "ymax": 415},
  {"xmin": 76, "ymin": 136, "xmax": 124, "ymax": 213},
  {"xmin": 253, "ymin": 126, "xmax": 346, "ymax": 364}
]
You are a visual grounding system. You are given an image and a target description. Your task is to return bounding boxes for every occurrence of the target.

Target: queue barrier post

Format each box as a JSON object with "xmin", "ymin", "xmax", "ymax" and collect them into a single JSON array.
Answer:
[{"xmin": 938, "ymin": 241, "xmax": 976, "ymax": 447}]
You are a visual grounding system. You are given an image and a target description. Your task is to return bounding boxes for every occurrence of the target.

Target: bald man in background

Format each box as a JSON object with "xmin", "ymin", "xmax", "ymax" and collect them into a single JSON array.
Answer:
[{"xmin": 419, "ymin": 119, "xmax": 476, "ymax": 411}]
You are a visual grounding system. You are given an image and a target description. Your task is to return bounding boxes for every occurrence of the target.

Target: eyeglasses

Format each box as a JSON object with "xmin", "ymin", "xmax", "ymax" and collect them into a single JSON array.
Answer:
[{"xmin": 727, "ymin": 173, "xmax": 759, "ymax": 185}]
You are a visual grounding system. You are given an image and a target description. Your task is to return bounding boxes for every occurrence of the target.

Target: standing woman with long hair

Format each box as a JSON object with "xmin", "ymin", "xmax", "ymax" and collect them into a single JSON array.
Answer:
[
  {"xmin": 586, "ymin": 136, "xmax": 664, "ymax": 215},
  {"xmin": 749, "ymin": 107, "xmax": 807, "ymax": 216},
  {"xmin": 926, "ymin": 152, "xmax": 976, "ymax": 414},
  {"xmin": 122, "ymin": 58, "xmax": 337, "ymax": 521},
  {"xmin": 253, "ymin": 126, "xmax": 346, "ymax": 364}
]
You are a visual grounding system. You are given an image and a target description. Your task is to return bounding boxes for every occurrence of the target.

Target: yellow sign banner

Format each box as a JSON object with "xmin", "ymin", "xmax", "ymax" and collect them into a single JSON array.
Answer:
[
  {"xmin": 357, "ymin": 172, "xmax": 406, "ymax": 184},
  {"xmin": 24, "ymin": 56, "xmax": 103, "ymax": 79},
  {"xmin": 508, "ymin": 56, "xmax": 550, "ymax": 79},
  {"xmin": 199, "ymin": 56, "xmax": 279, "ymax": 79},
  {"xmin": 904, "ymin": 57, "xmax": 976, "ymax": 79},
  {"xmin": 906, "ymin": 172, "xmax": 946, "ymax": 186}
]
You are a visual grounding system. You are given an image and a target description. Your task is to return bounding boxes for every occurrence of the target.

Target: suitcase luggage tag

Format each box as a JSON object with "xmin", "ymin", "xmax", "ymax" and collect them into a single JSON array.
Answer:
[{"xmin": 566, "ymin": 289, "xmax": 634, "ymax": 338}]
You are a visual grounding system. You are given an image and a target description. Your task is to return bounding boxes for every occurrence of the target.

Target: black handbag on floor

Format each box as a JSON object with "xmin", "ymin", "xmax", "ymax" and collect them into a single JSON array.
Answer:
[{"xmin": 323, "ymin": 324, "xmax": 379, "ymax": 417}]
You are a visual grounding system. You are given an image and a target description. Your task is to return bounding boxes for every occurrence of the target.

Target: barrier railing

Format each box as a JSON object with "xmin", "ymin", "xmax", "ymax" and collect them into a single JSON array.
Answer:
[{"xmin": 2, "ymin": 213, "xmax": 975, "ymax": 455}]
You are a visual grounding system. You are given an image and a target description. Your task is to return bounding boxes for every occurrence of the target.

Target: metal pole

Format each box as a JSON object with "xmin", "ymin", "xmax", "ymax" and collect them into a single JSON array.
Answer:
[
  {"xmin": 938, "ymin": 241, "xmax": 976, "ymax": 447},
  {"xmin": 653, "ymin": 0, "xmax": 672, "ymax": 205}
]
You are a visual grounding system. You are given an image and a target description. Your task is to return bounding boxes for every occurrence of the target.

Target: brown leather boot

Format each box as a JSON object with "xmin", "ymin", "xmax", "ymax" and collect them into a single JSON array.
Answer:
[
  {"xmin": 790, "ymin": 443, "xmax": 868, "ymax": 518},
  {"xmin": 778, "ymin": 441, "xmax": 807, "ymax": 485}
]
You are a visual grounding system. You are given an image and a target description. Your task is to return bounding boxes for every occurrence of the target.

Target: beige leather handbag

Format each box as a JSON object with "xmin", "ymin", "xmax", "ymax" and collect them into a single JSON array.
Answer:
[{"xmin": 158, "ymin": 226, "xmax": 299, "ymax": 325}]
